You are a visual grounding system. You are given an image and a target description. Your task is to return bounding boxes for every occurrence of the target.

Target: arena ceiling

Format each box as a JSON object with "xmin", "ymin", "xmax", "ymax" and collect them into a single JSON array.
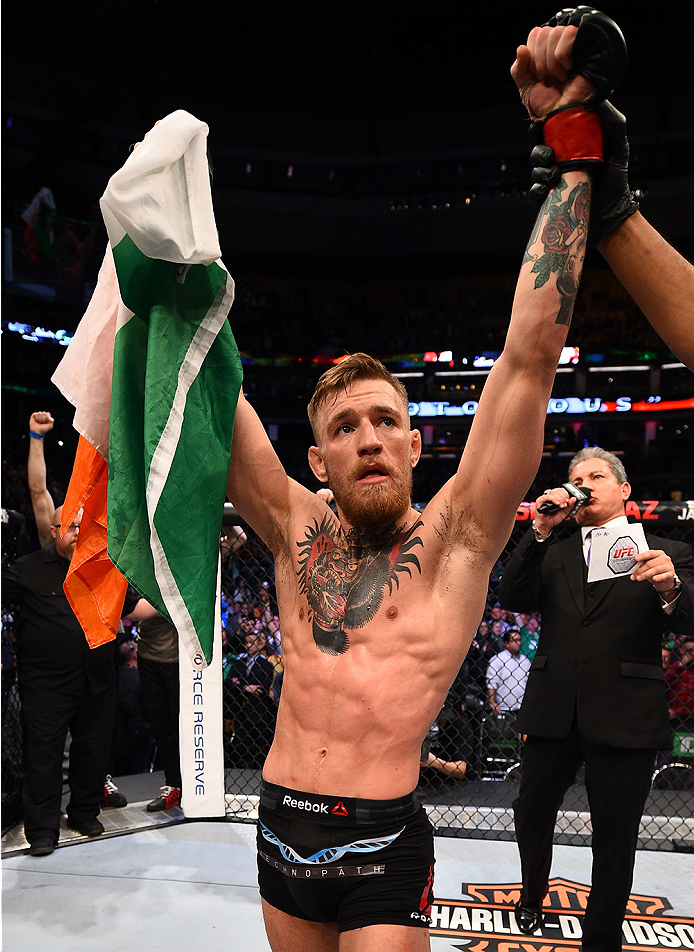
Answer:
[{"xmin": 3, "ymin": 1, "xmax": 693, "ymax": 264}]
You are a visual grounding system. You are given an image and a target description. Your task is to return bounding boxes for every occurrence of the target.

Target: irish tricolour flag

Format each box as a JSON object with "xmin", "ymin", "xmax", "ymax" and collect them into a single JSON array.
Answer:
[{"xmin": 53, "ymin": 112, "xmax": 242, "ymax": 815}]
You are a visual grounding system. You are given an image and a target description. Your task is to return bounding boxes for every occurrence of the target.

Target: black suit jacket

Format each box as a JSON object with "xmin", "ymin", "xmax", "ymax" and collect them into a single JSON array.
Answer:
[{"xmin": 497, "ymin": 529, "xmax": 694, "ymax": 749}]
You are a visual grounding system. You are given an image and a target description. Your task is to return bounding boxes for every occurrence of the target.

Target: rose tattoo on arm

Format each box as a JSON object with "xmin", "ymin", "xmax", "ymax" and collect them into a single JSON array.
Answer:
[{"xmin": 524, "ymin": 177, "xmax": 590, "ymax": 326}]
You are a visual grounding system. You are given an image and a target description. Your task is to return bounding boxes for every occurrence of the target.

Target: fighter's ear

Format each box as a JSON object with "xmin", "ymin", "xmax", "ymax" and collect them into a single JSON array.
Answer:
[
  {"xmin": 308, "ymin": 446, "xmax": 328, "ymax": 483},
  {"xmin": 410, "ymin": 428, "xmax": 422, "ymax": 469}
]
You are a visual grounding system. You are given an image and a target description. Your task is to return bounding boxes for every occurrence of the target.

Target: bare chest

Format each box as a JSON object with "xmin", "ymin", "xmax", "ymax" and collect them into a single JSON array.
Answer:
[{"xmin": 279, "ymin": 515, "xmax": 430, "ymax": 656}]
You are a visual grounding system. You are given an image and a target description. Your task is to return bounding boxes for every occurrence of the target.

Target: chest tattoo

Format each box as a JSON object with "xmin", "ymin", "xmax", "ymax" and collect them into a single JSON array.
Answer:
[{"xmin": 296, "ymin": 516, "xmax": 424, "ymax": 656}]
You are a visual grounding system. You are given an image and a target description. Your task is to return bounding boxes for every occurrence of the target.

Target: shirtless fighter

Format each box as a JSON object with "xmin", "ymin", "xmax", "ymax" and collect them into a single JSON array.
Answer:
[{"xmin": 226, "ymin": 14, "xmax": 607, "ymax": 952}]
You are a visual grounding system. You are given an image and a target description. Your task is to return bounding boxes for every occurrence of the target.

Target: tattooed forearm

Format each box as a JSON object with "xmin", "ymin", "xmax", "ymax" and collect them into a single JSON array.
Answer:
[{"xmin": 524, "ymin": 176, "xmax": 590, "ymax": 327}]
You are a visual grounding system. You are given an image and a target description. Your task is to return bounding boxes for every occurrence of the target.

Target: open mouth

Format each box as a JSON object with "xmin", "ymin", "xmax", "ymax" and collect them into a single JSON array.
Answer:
[{"xmin": 357, "ymin": 466, "xmax": 390, "ymax": 484}]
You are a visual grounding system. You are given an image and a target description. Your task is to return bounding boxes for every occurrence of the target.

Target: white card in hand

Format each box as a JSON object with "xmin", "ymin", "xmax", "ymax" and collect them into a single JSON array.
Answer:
[{"xmin": 587, "ymin": 523, "xmax": 648, "ymax": 583}]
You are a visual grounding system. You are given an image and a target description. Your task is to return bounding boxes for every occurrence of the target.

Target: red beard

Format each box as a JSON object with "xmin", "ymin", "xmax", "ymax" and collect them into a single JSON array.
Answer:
[{"xmin": 326, "ymin": 459, "xmax": 413, "ymax": 529}]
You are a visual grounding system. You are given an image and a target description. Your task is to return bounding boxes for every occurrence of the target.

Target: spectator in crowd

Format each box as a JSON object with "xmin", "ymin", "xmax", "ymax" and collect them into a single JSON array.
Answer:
[
  {"xmin": 486, "ymin": 629, "xmax": 531, "ymax": 716},
  {"xmin": 519, "ymin": 613, "xmax": 540, "ymax": 662},
  {"xmin": 489, "ymin": 619, "xmax": 507, "ymax": 653},
  {"xmin": 463, "ymin": 621, "xmax": 490, "ymax": 702},
  {"xmin": 25, "ymin": 410, "xmax": 129, "ymax": 810},
  {"xmin": 226, "ymin": 629, "xmax": 277, "ymax": 769},
  {"xmin": 665, "ymin": 636, "xmax": 694, "ymax": 731},
  {"xmin": 2, "ymin": 507, "xmax": 121, "ymax": 855},
  {"xmin": 260, "ymin": 625, "xmax": 284, "ymax": 700},
  {"xmin": 124, "ymin": 600, "xmax": 183, "ymax": 812},
  {"xmin": 662, "ymin": 642, "xmax": 675, "ymax": 670},
  {"xmin": 488, "ymin": 605, "xmax": 513, "ymax": 640},
  {"xmin": 265, "ymin": 613, "xmax": 282, "ymax": 656},
  {"xmin": 255, "ymin": 581, "xmax": 277, "ymax": 628},
  {"xmin": 498, "ymin": 447, "xmax": 694, "ymax": 942}
]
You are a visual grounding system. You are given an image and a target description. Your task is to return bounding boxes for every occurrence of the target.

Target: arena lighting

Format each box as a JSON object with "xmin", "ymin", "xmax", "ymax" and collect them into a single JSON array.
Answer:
[
  {"xmin": 4, "ymin": 322, "xmax": 73, "ymax": 346},
  {"xmin": 436, "ymin": 369, "xmax": 490, "ymax": 377},
  {"xmin": 588, "ymin": 365, "xmax": 650, "ymax": 372},
  {"xmin": 408, "ymin": 394, "xmax": 694, "ymax": 418},
  {"xmin": 631, "ymin": 397, "xmax": 694, "ymax": 412},
  {"xmin": 474, "ymin": 346, "xmax": 579, "ymax": 369}
]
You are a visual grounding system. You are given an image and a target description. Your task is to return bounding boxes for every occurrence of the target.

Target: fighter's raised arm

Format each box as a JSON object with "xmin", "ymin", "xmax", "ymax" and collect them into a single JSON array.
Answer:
[
  {"xmin": 436, "ymin": 18, "xmax": 601, "ymax": 565},
  {"xmin": 226, "ymin": 390, "xmax": 324, "ymax": 555}
]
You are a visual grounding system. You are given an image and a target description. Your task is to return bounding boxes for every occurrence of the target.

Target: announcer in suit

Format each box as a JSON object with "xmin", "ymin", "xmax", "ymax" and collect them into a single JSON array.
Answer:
[{"xmin": 498, "ymin": 447, "xmax": 694, "ymax": 949}]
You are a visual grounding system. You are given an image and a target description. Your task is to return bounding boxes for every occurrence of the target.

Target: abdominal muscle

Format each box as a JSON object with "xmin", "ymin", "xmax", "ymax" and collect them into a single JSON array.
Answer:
[{"xmin": 262, "ymin": 627, "xmax": 462, "ymax": 800}]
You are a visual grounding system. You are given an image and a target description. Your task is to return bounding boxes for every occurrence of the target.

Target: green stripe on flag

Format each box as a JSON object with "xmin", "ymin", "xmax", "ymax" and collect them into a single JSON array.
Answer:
[{"xmin": 108, "ymin": 233, "xmax": 242, "ymax": 665}]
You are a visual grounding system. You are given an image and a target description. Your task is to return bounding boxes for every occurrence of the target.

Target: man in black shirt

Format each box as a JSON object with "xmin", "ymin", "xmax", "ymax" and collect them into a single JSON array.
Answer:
[{"xmin": 3, "ymin": 507, "xmax": 125, "ymax": 856}]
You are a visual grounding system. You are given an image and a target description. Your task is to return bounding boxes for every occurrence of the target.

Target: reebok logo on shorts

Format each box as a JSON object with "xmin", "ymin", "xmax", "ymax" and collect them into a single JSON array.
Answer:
[
  {"xmin": 283, "ymin": 795, "xmax": 329, "ymax": 814},
  {"xmin": 282, "ymin": 794, "xmax": 350, "ymax": 816}
]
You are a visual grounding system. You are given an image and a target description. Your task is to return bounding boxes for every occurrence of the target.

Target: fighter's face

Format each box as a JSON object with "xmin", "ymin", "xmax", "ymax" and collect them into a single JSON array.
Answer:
[
  {"xmin": 308, "ymin": 379, "xmax": 421, "ymax": 531},
  {"xmin": 569, "ymin": 458, "xmax": 630, "ymax": 527}
]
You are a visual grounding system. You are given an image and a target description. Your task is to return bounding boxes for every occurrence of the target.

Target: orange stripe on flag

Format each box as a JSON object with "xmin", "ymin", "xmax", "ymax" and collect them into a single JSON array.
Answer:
[{"xmin": 61, "ymin": 436, "xmax": 128, "ymax": 648}]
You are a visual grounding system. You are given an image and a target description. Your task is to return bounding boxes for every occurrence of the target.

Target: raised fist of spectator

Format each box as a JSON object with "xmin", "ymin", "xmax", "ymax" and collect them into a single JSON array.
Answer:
[{"xmin": 29, "ymin": 411, "xmax": 54, "ymax": 435}]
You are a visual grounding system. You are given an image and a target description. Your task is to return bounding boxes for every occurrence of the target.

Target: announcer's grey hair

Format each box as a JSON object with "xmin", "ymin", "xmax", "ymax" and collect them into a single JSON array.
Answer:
[{"xmin": 568, "ymin": 447, "xmax": 628, "ymax": 485}]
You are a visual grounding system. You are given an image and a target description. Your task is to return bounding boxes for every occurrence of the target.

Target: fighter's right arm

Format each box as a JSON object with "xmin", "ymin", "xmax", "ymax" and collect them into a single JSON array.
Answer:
[
  {"xmin": 226, "ymin": 390, "xmax": 312, "ymax": 554},
  {"xmin": 27, "ymin": 412, "xmax": 56, "ymax": 548}
]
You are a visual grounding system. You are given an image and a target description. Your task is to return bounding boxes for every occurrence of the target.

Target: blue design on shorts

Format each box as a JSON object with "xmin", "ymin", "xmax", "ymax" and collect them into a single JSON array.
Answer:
[{"xmin": 259, "ymin": 821, "xmax": 405, "ymax": 865}]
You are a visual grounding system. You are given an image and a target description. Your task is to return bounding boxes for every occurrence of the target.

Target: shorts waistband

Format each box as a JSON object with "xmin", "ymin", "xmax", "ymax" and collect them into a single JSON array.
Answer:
[{"xmin": 260, "ymin": 780, "xmax": 420, "ymax": 825}]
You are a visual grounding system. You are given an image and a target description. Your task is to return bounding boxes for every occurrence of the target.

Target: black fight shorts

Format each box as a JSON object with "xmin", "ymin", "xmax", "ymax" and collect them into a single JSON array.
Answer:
[{"xmin": 257, "ymin": 780, "xmax": 435, "ymax": 932}]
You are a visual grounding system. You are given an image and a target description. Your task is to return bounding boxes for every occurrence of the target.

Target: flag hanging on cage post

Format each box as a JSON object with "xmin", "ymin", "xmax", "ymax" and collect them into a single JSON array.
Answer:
[{"xmin": 53, "ymin": 111, "xmax": 242, "ymax": 817}]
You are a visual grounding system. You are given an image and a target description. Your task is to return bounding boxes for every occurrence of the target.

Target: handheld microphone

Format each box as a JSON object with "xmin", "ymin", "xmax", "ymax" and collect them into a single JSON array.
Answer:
[{"xmin": 537, "ymin": 483, "xmax": 592, "ymax": 514}]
